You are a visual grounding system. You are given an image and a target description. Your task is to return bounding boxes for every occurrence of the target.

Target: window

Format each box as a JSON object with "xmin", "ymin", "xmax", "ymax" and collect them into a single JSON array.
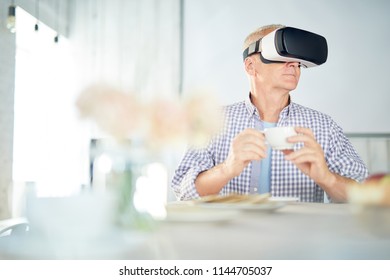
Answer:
[{"xmin": 13, "ymin": 7, "xmax": 89, "ymax": 197}]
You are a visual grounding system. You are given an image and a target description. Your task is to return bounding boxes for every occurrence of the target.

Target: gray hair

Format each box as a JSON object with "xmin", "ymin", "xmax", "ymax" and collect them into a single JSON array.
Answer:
[{"xmin": 243, "ymin": 24, "xmax": 285, "ymax": 51}]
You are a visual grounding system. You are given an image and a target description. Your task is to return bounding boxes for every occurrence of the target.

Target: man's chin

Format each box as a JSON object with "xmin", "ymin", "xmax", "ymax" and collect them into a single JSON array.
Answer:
[
  {"xmin": 281, "ymin": 77, "xmax": 299, "ymax": 89},
  {"xmin": 285, "ymin": 84, "xmax": 298, "ymax": 91}
]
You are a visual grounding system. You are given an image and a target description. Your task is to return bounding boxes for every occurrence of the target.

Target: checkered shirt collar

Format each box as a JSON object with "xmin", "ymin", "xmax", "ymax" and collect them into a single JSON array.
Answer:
[{"xmin": 244, "ymin": 93, "xmax": 293, "ymax": 121}]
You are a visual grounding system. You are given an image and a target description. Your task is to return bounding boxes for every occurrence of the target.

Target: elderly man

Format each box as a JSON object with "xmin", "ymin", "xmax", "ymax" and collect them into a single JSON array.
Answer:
[{"xmin": 171, "ymin": 24, "xmax": 368, "ymax": 202}]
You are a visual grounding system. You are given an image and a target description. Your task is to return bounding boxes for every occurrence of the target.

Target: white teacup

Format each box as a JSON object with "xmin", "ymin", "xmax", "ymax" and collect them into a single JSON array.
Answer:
[{"xmin": 263, "ymin": 127, "xmax": 297, "ymax": 150}]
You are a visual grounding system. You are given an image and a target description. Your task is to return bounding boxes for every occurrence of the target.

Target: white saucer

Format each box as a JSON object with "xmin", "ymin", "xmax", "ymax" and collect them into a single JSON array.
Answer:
[
  {"xmin": 198, "ymin": 201, "xmax": 285, "ymax": 212},
  {"xmin": 269, "ymin": 196, "xmax": 300, "ymax": 202},
  {"xmin": 162, "ymin": 204, "xmax": 240, "ymax": 223}
]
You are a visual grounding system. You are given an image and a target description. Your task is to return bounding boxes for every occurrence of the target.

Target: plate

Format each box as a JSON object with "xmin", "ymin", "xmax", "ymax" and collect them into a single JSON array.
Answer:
[
  {"xmin": 197, "ymin": 201, "xmax": 285, "ymax": 212},
  {"xmin": 269, "ymin": 196, "xmax": 300, "ymax": 202},
  {"xmin": 161, "ymin": 204, "xmax": 240, "ymax": 223}
]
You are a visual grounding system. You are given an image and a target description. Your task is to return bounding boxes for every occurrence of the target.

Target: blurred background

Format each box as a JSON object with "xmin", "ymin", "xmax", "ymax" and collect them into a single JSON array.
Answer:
[{"xmin": 1, "ymin": 0, "xmax": 390, "ymax": 219}]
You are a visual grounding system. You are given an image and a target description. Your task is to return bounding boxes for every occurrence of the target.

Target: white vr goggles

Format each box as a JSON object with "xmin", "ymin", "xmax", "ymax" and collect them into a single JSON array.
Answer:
[{"xmin": 242, "ymin": 27, "xmax": 328, "ymax": 68}]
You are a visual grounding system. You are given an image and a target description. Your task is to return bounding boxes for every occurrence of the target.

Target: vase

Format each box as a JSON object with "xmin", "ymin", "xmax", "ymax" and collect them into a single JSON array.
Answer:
[{"xmin": 90, "ymin": 138, "xmax": 156, "ymax": 231}]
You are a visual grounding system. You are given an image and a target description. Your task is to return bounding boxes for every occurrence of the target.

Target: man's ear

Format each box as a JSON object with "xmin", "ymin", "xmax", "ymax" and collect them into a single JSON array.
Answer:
[{"xmin": 244, "ymin": 57, "xmax": 256, "ymax": 76}]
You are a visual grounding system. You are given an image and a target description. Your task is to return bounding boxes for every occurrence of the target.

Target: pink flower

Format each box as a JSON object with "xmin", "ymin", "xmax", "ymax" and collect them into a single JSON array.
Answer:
[
  {"xmin": 76, "ymin": 85, "xmax": 141, "ymax": 140},
  {"xmin": 76, "ymin": 84, "xmax": 222, "ymax": 149}
]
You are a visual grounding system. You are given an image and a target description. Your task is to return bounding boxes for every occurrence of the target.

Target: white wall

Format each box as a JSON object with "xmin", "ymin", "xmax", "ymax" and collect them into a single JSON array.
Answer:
[
  {"xmin": 68, "ymin": 0, "xmax": 181, "ymax": 100},
  {"xmin": 182, "ymin": 0, "xmax": 390, "ymax": 133}
]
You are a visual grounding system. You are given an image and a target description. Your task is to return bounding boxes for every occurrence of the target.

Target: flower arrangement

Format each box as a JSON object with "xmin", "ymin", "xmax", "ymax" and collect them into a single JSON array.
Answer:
[
  {"xmin": 75, "ymin": 84, "xmax": 222, "ymax": 150},
  {"xmin": 75, "ymin": 84, "xmax": 222, "ymax": 229}
]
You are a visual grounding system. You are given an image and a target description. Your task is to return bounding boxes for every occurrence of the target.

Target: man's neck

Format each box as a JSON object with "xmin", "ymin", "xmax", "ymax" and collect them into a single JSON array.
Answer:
[{"xmin": 250, "ymin": 89, "xmax": 290, "ymax": 123}]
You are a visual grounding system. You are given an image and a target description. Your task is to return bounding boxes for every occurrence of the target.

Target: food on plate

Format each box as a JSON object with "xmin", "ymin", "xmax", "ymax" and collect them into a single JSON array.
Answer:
[{"xmin": 197, "ymin": 193, "xmax": 270, "ymax": 204}]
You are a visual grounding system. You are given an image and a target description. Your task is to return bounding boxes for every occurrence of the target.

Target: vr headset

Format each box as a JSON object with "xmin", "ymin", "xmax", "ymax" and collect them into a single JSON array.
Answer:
[{"xmin": 242, "ymin": 27, "xmax": 328, "ymax": 68}]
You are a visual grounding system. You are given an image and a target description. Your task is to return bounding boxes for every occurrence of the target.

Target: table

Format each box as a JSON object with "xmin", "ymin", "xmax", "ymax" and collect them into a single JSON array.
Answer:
[
  {"xmin": 152, "ymin": 202, "xmax": 390, "ymax": 259},
  {"xmin": 1, "ymin": 202, "xmax": 389, "ymax": 259}
]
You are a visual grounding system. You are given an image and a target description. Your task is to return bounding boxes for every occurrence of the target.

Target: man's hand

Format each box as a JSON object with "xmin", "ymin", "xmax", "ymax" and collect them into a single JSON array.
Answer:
[
  {"xmin": 224, "ymin": 128, "xmax": 267, "ymax": 178},
  {"xmin": 283, "ymin": 127, "xmax": 332, "ymax": 186},
  {"xmin": 195, "ymin": 128, "xmax": 266, "ymax": 196}
]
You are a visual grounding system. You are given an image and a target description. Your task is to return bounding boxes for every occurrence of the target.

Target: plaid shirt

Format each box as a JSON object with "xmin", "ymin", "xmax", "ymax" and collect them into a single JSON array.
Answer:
[{"xmin": 171, "ymin": 97, "xmax": 368, "ymax": 202}]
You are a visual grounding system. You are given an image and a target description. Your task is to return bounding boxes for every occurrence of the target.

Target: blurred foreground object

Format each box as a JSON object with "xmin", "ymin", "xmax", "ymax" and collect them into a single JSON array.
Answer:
[
  {"xmin": 75, "ymin": 84, "xmax": 222, "ymax": 229},
  {"xmin": 347, "ymin": 173, "xmax": 390, "ymax": 235},
  {"xmin": 348, "ymin": 173, "xmax": 390, "ymax": 206},
  {"xmin": 75, "ymin": 84, "xmax": 222, "ymax": 149}
]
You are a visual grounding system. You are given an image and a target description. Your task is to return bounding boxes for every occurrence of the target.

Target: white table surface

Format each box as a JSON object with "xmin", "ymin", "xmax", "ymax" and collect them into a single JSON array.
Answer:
[
  {"xmin": 1, "ymin": 202, "xmax": 389, "ymax": 259},
  {"xmin": 151, "ymin": 202, "xmax": 390, "ymax": 260}
]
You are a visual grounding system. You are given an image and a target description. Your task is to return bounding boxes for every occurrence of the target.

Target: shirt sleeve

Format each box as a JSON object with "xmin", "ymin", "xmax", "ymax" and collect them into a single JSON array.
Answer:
[
  {"xmin": 325, "ymin": 121, "xmax": 369, "ymax": 182},
  {"xmin": 171, "ymin": 144, "xmax": 216, "ymax": 200}
]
